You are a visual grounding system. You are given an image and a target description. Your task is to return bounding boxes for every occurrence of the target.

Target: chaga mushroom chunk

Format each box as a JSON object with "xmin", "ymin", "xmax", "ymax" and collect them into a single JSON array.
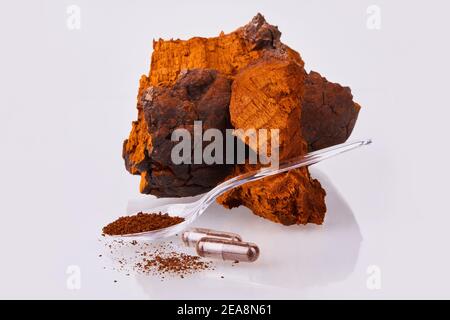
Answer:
[
  {"xmin": 149, "ymin": 13, "xmax": 287, "ymax": 87},
  {"xmin": 228, "ymin": 55, "xmax": 307, "ymax": 160},
  {"xmin": 217, "ymin": 164, "xmax": 327, "ymax": 225},
  {"xmin": 138, "ymin": 69, "xmax": 234, "ymax": 197},
  {"xmin": 302, "ymin": 71, "xmax": 361, "ymax": 151},
  {"xmin": 217, "ymin": 55, "xmax": 327, "ymax": 226},
  {"xmin": 122, "ymin": 13, "xmax": 362, "ymax": 227}
]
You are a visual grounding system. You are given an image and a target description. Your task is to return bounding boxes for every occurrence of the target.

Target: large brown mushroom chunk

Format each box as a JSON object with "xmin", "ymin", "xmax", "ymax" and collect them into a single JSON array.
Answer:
[{"xmin": 122, "ymin": 13, "xmax": 361, "ymax": 225}]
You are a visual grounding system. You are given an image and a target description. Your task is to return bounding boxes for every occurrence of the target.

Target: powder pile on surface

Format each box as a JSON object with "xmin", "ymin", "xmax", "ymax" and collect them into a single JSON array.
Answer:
[
  {"xmin": 99, "ymin": 238, "xmax": 216, "ymax": 281},
  {"xmin": 102, "ymin": 212, "xmax": 185, "ymax": 235},
  {"xmin": 136, "ymin": 251, "xmax": 214, "ymax": 277}
]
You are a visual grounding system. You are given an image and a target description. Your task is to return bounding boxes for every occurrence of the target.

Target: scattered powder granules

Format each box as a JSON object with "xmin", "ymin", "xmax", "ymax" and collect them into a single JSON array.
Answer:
[
  {"xmin": 102, "ymin": 212, "xmax": 185, "ymax": 235},
  {"xmin": 137, "ymin": 251, "xmax": 213, "ymax": 277},
  {"xmin": 99, "ymin": 238, "xmax": 215, "ymax": 280}
]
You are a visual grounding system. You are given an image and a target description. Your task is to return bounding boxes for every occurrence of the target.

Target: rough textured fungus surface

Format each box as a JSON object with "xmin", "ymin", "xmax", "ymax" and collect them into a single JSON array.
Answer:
[
  {"xmin": 215, "ymin": 51, "xmax": 327, "ymax": 225},
  {"xmin": 302, "ymin": 71, "xmax": 361, "ymax": 151},
  {"xmin": 228, "ymin": 54, "xmax": 306, "ymax": 159},
  {"xmin": 138, "ymin": 69, "xmax": 233, "ymax": 197},
  {"xmin": 217, "ymin": 164, "xmax": 326, "ymax": 225},
  {"xmin": 122, "ymin": 13, "xmax": 361, "ymax": 226}
]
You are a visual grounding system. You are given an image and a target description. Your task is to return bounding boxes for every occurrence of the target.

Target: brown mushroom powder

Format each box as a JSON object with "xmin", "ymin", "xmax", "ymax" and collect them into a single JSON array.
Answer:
[{"xmin": 102, "ymin": 212, "xmax": 184, "ymax": 236}]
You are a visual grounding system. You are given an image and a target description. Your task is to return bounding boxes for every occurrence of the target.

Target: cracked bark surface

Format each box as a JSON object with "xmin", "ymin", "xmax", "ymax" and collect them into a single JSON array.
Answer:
[
  {"xmin": 128, "ymin": 69, "xmax": 233, "ymax": 197},
  {"xmin": 216, "ymin": 54, "xmax": 327, "ymax": 225},
  {"xmin": 122, "ymin": 14, "xmax": 360, "ymax": 225},
  {"xmin": 123, "ymin": 13, "xmax": 290, "ymax": 193},
  {"xmin": 302, "ymin": 71, "xmax": 361, "ymax": 151}
]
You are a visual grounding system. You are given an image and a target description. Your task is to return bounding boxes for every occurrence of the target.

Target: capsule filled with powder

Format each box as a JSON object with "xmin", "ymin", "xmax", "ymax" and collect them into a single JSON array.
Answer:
[
  {"xmin": 196, "ymin": 237, "xmax": 260, "ymax": 262},
  {"xmin": 181, "ymin": 228, "xmax": 242, "ymax": 247}
]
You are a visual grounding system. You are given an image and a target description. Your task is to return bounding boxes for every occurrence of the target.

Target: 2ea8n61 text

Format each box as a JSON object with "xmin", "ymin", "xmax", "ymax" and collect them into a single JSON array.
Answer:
[{"xmin": 221, "ymin": 304, "xmax": 271, "ymax": 315}]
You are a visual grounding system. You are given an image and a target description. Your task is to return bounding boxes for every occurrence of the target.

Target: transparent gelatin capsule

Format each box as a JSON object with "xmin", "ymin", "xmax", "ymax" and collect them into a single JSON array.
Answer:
[
  {"xmin": 181, "ymin": 228, "xmax": 242, "ymax": 247},
  {"xmin": 196, "ymin": 237, "xmax": 260, "ymax": 262}
]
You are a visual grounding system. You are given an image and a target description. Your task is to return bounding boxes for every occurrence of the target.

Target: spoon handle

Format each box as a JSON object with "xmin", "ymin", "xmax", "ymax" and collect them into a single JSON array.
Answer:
[{"xmin": 198, "ymin": 139, "xmax": 372, "ymax": 210}]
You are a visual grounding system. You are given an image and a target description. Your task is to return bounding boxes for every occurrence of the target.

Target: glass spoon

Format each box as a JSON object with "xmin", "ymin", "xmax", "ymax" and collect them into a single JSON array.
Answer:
[{"xmin": 107, "ymin": 139, "xmax": 372, "ymax": 240}]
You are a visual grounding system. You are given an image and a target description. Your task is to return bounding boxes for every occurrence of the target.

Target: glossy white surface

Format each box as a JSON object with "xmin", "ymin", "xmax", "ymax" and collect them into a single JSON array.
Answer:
[
  {"xmin": 1, "ymin": 0, "xmax": 450, "ymax": 299},
  {"xmin": 121, "ymin": 170, "xmax": 362, "ymax": 299}
]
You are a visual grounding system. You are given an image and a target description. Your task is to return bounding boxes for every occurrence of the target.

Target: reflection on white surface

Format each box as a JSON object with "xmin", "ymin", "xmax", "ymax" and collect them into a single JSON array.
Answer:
[{"xmin": 124, "ymin": 169, "xmax": 362, "ymax": 299}]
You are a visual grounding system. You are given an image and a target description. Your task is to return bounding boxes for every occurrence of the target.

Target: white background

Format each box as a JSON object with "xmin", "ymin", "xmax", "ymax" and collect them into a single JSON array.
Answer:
[{"xmin": 1, "ymin": 0, "xmax": 449, "ymax": 299}]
